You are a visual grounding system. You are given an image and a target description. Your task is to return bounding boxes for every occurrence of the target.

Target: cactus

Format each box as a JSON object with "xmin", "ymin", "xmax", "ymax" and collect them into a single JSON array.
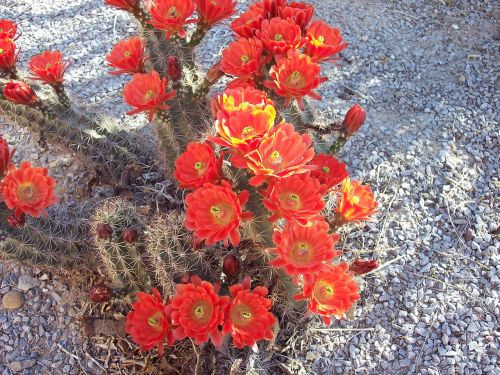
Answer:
[
  {"xmin": 0, "ymin": 205, "xmax": 87, "ymax": 268},
  {"xmin": 92, "ymin": 198, "xmax": 150, "ymax": 295}
]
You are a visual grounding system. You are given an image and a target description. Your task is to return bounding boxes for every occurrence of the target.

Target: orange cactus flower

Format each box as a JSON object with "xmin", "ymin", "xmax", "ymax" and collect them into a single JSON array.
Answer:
[
  {"xmin": 28, "ymin": 50, "xmax": 69, "ymax": 85},
  {"xmin": 0, "ymin": 39, "xmax": 18, "ymax": 72},
  {"xmin": 149, "ymin": 0, "xmax": 197, "ymax": 39},
  {"xmin": 174, "ymin": 141, "xmax": 223, "ymax": 190},
  {"xmin": 264, "ymin": 49, "xmax": 327, "ymax": 110},
  {"xmin": 196, "ymin": 0, "xmax": 237, "ymax": 28},
  {"xmin": 211, "ymin": 86, "xmax": 274, "ymax": 116},
  {"xmin": 269, "ymin": 219, "xmax": 341, "ymax": 281},
  {"xmin": 0, "ymin": 136, "xmax": 15, "ymax": 179},
  {"xmin": 305, "ymin": 20, "xmax": 347, "ymax": 62},
  {"xmin": 125, "ymin": 289, "xmax": 174, "ymax": 355},
  {"xmin": 294, "ymin": 262, "xmax": 360, "ymax": 325},
  {"xmin": 220, "ymin": 38, "xmax": 268, "ymax": 79},
  {"xmin": 105, "ymin": 0, "xmax": 138, "ymax": 11},
  {"xmin": 168, "ymin": 275, "xmax": 229, "ymax": 347},
  {"xmin": 256, "ymin": 18, "xmax": 304, "ymax": 57},
  {"xmin": 222, "ymin": 276, "xmax": 276, "ymax": 348},
  {"xmin": 212, "ymin": 102, "xmax": 276, "ymax": 155},
  {"xmin": 230, "ymin": 6, "xmax": 265, "ymax": 38},
  {"xmin": 184, "ymin": 181, "xmax": 253, "ymax": 247},
  {"xmin": 106, "ymin": 36, "xmax": 146, "ymax": 75},
  {"xmin": 0, "ymin": 20, "xmax": 17, "ymax": 40},
  {"xmin": 0, "ymin": 161, "xmax": 58, "ymax": 218},
  {"xmin": 278, "ymin": 2, "xmax": 314, "ymax": 30},
  {"xmin": 336, "ymin": 178, "xmax": 378, "ymax": 222},
  {"xmin": 123, "ymin": 70, "xmax": 176, "ymax": 122},
  {"xmin": 2, "ymin": 81, "xmax": 39, "ymax": 106},
  {"xmin": 263, "ymin": 174, "xmax": 325, "ymax": 223},
  {"xmin": 232, "ymin": 123, "xmax": 314, "ymax": 186},
  {"xmin": 309, "ymin": 153, "xmax": 348, "ymax": 193}
]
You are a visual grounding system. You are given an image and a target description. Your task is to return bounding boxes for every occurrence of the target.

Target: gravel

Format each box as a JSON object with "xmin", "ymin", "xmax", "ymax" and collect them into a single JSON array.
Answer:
[{"xmin": 1, "ymin": 0, "xmax": 499, "ymax": 374}]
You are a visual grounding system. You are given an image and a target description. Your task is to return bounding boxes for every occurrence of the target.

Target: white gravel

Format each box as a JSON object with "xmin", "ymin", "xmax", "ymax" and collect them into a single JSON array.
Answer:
[{"xmin": 1, "ymin": 0, "xmax": 499, "ymax": 374}]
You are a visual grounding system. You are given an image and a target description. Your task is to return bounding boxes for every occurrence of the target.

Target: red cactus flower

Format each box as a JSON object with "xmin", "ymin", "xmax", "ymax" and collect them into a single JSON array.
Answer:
[
  {"xmin": 0, "ymin": 39, "xmax": 18, "ymax": 72},
  {"xmin": 168, "ymin": 275, "xmax": 229, "ymax": 346},
  {"xmin": 196, "ymin": 0, "xmax": 237, "ymax": 27},
  {"xmin": 7, "ymin": 211, "xmax": 26, "ymax": 228},
  {"xmin": 232, "ymin": 123, "xmax": 314, "ymax": 186},
  {"xmin": 123, "ymin": 70, "xmax": 176, "ymax": 122},
  {"xmin": 230, "ymin": 6, "xmax": 265, "ymax": 38},
  {"xmin": 343, "ymin": 104, "xmax": 366, "ymax": 135},
  {"xmin": 309, "ymin": 153, "xmax": 348, "ymax": 193},
  {"xmin": 174, "ymin": 141, "xmax": 223, "ymax": 190},
  {"xmin": 305, "ymin": 20, "xmax": 347, "ymax": 63},
  {"xmin": 258, "ymin": 0, "xmax": 288, "ymax": 18},
  {"xmin": 256, "ymin": 18, "xmax": 304, "ymax": 57},
  {"xmin": 149, "ymin": 0, "xmax": 197, "ymax": 39},
  {"xmin": 211, "ymin": 86, "xmax": 274, "ymax": 117},
  {"xmin": 28, "ymin": 50, "xmax": 69, "ymax": 85},
  {"xmin": 0, "ymin": 20, "xmax": 17, "ymax": 40},
  {"xmin": 104, "ymin": 0, "xmax": 138, "ymax": 11},
  {"xmin": 222, "ymin": 276, "xmax": 276, "ymax": 348},
  {"xmin": 166, "ymin": 56, "xmax": 182, "ymax": 82},
  {"xmin": 349, "ymin": 259, "xmax": 379, "ymax": 275},
  {"xmin": 278, "ymin": 2, "xmax": 314, "ymax": 30},
  {"xmin": 336, "ymin": 178, "xmax": 378, "ymax": 223},
  {"xmin": 2, "ymin": 81, "xmax": 39, "ymax": 106},
  {"xmin": 212, "ymin": 103, "xmax": 276, "ymax": 155},
  {"xmin": 264, "ymin": 49, "xmax": 327, "ymax": 110},
  {"xmin": 263, "ymin": 174, "xmax": 325, "ymax": 224},
  {"xmin": 106, "ymin": 37, "xmax": 145, "ymax": 76},
  {"xmin": 126, "ymin": 289, "xmax": 174, "ymax": 354},
  {"xmin": 269, "ymin": 219, "xmax": 340, "ymax": 281},
  {"xmin": 294, "ymin": 262, "xmax": 360, "ymax": 325},
  {"xmin": 184, "ymin": 181, "xmax": 253, "ymax": 247},
  {"xmin": 0, "ymin": 161, "xmax": 58, "ymax": 218},
  {"xmin": 220, "ymin": 38, "xmax": 268, "ymax": 79},
  {"xmin": 0, "ymin": 136, "xmax": 14, "ymax": 179}
]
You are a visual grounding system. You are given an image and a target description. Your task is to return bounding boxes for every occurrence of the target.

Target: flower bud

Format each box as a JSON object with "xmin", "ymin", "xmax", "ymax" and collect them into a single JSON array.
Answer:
[
  {"xmin": 167, "ymin": 56, "xmax": 182, "ymax": 82},
  {"xmin": 223, "ymin": 254, "xmax": 240, "ymax": 279},
  {"xmin": 206, "ymin": 61, "xmax": 224, "ymax": 84},
  {"xmin": 88, "ymin": 284, "xmax": 113, "ymax": 303},
  {"xmin": 349, "ymin": 259, "xmax": 379, "ymax": 275},
  {"xmin": 342, "ymin": 104, "xmax": 366, "ymax": 136},
  {"xmin": 7, "ymin": 212, "xmax": 25, "ymax": 228},
  {"xmin": 3, "ymin": 81, "xmax": 39, "ymax": 106},
  {"xmin": 96, "ymin": 223, "xmax": 113, "ymax": 239},
  {"xmin": 181, "ymin": 272, "xmax": 193, "ymax": 284},
  {"xmin": 122, "ymin": 228, "xmax": 138, "ymax": 243},
  {"xmin": 0, "ymin": 136, "xmax": 14, "ymax": 179}
]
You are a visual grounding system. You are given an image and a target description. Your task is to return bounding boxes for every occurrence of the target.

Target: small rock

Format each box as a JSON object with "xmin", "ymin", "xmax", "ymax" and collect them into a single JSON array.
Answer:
[
  {"xmin": 2, "ymin": 291, "xmax": 25, "ymax": 310},
  {"xmin": 17, "ymin": 275, "xmax": 40, "ymax": 292}
]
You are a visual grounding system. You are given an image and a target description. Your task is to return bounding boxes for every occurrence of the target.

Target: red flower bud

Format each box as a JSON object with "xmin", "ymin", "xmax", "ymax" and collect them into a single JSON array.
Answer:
[
  {"xmin": 0, "ymin": 136, "xmax": 15, "ymax": 179},
  {"xmin": 122, "ymin": 228, "xmax": 138, "ymax": 243},
  {"xmin": 181, "ymin": 272, "xmax": 193, "ymax": 284},
  {"xmin": 167, "ymin": 56, "xmax": 182, "ymax": 82},
  {"xmin": 223, "ymin": 254, "xmax": 240, "ymax": 279},
  {"xmin": 96, "ymin": 223, "xmax": 113, "ymax": 239},
  {"xmin": 206, "ymin": 61, "xmax": 224, "ymax": 84},
  {"xmin": 2, "ymin": 81, "xmax": 39, "ymax": 106},
  {"xmin": 88, "ymin": 284, "xmax": 113, "ymax": 302},
  {"xmin": 7, "ymin": 211, "xmax": 25, "ymax": 228},
  {"xmin": 342, "ymin": 104, "xmax": 366, "ymax": 135},
  {"xmin": 349, "ymin": 259, "xmax": 379, "ymax": 275}
]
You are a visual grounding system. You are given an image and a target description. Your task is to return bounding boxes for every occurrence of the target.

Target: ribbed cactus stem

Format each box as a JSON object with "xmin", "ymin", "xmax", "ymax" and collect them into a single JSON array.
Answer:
[
  {"xmin": 329, "ymin": 133, "xmax": 349, "ymax": 154},
  {"xmin": 188, "ymin": 24, "xmax": 207, "ymax": 47},
  {"xmin": 52, "ymin": 84, "xmax": 71, "ymax": 109},
  {"xmin": 153, "ymin": 111, "xmax": 180, "ymax": 172},
  {"xmin": 156, "ymin": 109, "xmax": 192, "ymax": 151}
]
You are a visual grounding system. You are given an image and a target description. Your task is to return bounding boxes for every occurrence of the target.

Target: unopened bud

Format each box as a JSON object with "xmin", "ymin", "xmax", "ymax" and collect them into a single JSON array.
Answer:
[
  {"xmin": 122, "ymin": 228, "xmax": 138, "ymax": 244},
  {"xmin": 223, "ymin": 254, "xmax": 240, "ymax": 279},
  {"xmin": 7, "ymin": 212, "xmax": 25, "ymax": 228},
  {"xmin": 349, "ymin": 259, "xmax": 379, "ymax": 275},
  {"xmin": 167, "ymin": 56, "xmax": 182, "ymax": 82},
  {"xmin": 88, "ymin": 284, "xmax": 113, "ymax": 303},
  {"xmin": 342, "ymin": 104, "xmax": 366, "ymax": 136},
  {"xmin": 96, "ymin": 223, "xmax": 113, "ymax": 239}
]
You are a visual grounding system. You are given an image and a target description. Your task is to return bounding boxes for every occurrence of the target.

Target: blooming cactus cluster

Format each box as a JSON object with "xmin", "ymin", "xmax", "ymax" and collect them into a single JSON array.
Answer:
[
  {"xmin": 126, "ymin": 276, "xmax": 275, "ymax": 352},
  {"xmin": 0, "ymin": 136, "xmax": 58, "ymax": 227}
]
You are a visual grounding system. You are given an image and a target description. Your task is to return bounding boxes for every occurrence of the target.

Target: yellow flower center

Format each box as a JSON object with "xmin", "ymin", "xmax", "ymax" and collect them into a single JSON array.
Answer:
[
  {"xmin": 240, "ymin": 55, "xmax": 249, "ymax": 64},
  {"xmin": 323, "ymin": 285, "xmax": 334, "ymax": 296},
  {"xmin": 318, "ymin": 36, "xmax": 325, "ymax": 43},
  {"xmin": 192, "ymin": 301, "xmax": 213, "ymax": 324},
  {"xmin": 230, "ymin": 304, "xmax": 253, "ymax": 326},
  {"xmin": 242, "ymin": 126, "xmax": 254, "ymax": 136},
  {"xmin": 0, "ymin": 48, "xmax": 3, "ymax": 54},
  {"xmin": 210, "ymin": 204, "xmax": 233, "ymax": 225},
  {"xmin": 313, "ymin": 279, "xmax": 336, "ymax": 305},
  {"xmin": 290, "ymin": 193, "xmax": 300, "ymax": 202},
  {"xmin": 194, "ymin": 305, "xmax": 205, "ymax": 318},
  {"xmin": 124, "ymin": 50, "xmax": 131, "ymax": 58},
  {"xmin": 322, "ymin": 166, "xmax": 330, "ymax": 173},
  {"xmin": 311, "ymin": 35, "xmax": 325, "ymax": 47},
  {"xmin": 168, "ymin": 6, "xmax": 177, "ymax": 17},
  {"xmin": 270, "ymin": 150, "xmax": 282, "ymax": 165},
  {"xmin": 351, "ymin": 195, "xmax": 360, "ymax": 205},
  {"xmin": 194, "ymin": 161, "xmax": 204, "ymax": 171},
  {"xmin": 297, "ymin": 242, "xmax": 309, "ymax": 256},
  {"xmin": 145, "ymin": 90, "xmax": 155, "ymax": 100},
  {"xmin": 287, "ymin": 71, "xmax": 305, "ymax": 88},
  {"xmin": 274, "ymin": 33, "xmax": 283, "ymax": 41},
  {"xmin": 17, "ymin": 184, "xmax": 36, "ymax": 202},
  {"xmin": 46, "ymin": 63, "xmax": 52, "ymax": 69},
  {"xmin": 147, "ymin": 317, "xmax": 159, "ymax": 327}
]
